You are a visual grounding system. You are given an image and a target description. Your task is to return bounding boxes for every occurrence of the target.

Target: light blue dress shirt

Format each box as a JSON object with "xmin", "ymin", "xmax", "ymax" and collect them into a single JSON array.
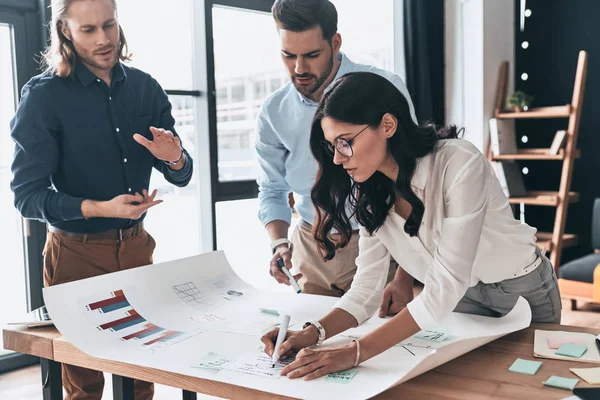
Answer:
[{"xmin": 255, "ymin": 53, "xmax": 417, "ymax": 228}]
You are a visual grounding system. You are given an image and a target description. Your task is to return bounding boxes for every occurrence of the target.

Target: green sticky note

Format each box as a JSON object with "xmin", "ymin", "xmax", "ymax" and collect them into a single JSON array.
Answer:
[
  {"xmin": 543, "ymin": 375, "xmax": 579, "ymax": 390},
  {"xmin": 555, "ymin": 343, "xmax": 587, "ymax": 358},
  {"xmin": 259, "ymin": 308, "xmax": 280, "ymax": 316},
  {"xmin": 508, "ymin": 358, "xmax": 542, "ymax": 375},
  {"xmin": 326, "ymin": 370, "xmax": 357, "ymax": 383}
]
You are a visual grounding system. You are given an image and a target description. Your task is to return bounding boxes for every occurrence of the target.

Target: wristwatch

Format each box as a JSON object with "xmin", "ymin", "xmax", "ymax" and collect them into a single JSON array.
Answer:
[
  {"xmin": 270, "ymin": 238, "xmax": 293, "ymax": 254},
  {"xmin": 303, "ymin": 320, "xmax": 326, "ymax": 346}
]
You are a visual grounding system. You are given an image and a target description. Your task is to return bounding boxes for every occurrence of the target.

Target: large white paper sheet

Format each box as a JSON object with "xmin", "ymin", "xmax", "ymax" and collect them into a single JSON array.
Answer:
[{"xmin": 44, "ymin": 251, "xmax": 531, "ymax": 399}]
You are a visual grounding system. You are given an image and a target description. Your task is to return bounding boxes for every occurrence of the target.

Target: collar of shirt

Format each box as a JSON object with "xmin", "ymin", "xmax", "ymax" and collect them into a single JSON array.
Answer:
[
  {"xmin": 410, "ymin": 152, "xmax": 430, "ymax": 195},
  {"xmin": 297, "ymin": 52, "xmax": 350, "ymax": 106},
  {"xmin": 74, "ymin": 60, "xmax": 127, "ymax": 87}
]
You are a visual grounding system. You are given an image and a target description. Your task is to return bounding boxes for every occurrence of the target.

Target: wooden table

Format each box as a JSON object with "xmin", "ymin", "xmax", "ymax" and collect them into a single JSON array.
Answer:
[{"xmin": 3, "ymin": 324, "xmax": 600, "ymax": 399}]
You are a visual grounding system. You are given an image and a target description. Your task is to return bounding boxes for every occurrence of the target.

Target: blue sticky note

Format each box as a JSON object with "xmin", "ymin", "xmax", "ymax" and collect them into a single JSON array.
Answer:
[
  {"xmin": 508, "ymin": 358, "xmax": 542, "ymax": 375},
  {"xmin": 542, "ymin": 375, "xmax": 578, "ymax": 390},
  {"xmin": 326, "ymin": 370, "xmax": 357, "ymax": 383},
  {"xmin": 555, "ymin": 343, "xmax": 587, "ymax": 358}
]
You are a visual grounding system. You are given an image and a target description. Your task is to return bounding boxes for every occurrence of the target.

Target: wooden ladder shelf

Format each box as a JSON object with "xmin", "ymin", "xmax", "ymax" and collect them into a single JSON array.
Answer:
[{"xmin": 489, "ymin": 51, "xmax": 588, "ymax": 271}]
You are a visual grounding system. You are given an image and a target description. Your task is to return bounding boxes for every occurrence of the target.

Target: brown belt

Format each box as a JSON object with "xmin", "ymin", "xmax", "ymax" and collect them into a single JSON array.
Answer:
[{"xmin": 48, "ymin": 222, "xmax": 144, "ymax": 241}]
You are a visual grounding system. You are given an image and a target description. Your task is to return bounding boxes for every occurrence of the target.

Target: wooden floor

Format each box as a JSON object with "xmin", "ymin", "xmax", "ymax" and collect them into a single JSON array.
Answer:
[
  {"xmin": 561, "ymin": 300, "xmax": 600, "ymax": 328},
  {"xmin": 2, "ymin": 299, "xmax": 600, "ymax": 399}
]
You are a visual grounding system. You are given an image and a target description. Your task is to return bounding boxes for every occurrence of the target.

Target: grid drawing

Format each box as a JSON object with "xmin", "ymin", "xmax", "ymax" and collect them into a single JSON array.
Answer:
[{"xmin": 172, "ymin": 282, "xmax": 213, "ymax": 311}]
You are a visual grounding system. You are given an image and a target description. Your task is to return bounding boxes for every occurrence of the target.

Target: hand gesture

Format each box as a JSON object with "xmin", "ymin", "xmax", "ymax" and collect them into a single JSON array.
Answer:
[
  {"xmin": 133, "ymin": 126, "xmax": 182, "ymax": 163},
  {"xmin": 104, "ymin": 189, "xmax": 162, "ymax": 219}
]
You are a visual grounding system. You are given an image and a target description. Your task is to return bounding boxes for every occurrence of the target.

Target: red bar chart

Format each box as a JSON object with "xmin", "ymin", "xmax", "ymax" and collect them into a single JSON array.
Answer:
[
  {"xmin": 121, "ymin": 323, "xmax": 164, "ymax": 341},
  {"xmin": 86, "ymin": 290, "xmax": 131, "ymax": 313},
  {"xmin": 98, "ymin": 310, "xmax": 146, "ymax": 331},
  {"xmin": 143, "ymin": 330, "xmax": 183, "ymax": 346},
  {"xmin": 88, "ymin": 289, "xmax": 187, "ymax": 351}
]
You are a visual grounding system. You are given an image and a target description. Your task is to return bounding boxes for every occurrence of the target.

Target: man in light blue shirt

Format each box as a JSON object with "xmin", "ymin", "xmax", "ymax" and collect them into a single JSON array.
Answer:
[{"xmin": 256, "ymin": 0, "xmax": 416, "ymax": 316}]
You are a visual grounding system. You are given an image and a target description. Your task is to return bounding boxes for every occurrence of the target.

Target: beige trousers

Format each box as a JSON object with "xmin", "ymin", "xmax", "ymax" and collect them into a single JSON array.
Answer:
[{"xmin": 291, "ymin": 220, "xmax": 396, "ymax": 297}]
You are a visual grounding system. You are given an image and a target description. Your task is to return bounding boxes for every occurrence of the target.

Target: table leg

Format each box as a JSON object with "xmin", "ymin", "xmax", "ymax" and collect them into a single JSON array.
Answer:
[
  {"xmin": 112, "ymin": 374, "xmax": 135, "ymax": 400},
  {"xmin": 183, "ymin": 390, "xmax": 197, "ymax": 400},
  {"xmin": 41, "ymin": 358, "xmax": 62, "ymax": 400}
]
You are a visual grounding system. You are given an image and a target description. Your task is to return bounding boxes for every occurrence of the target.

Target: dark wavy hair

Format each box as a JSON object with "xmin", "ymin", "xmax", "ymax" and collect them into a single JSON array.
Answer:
[{"xmin": 310, "ymin": 72, "xmax": 461, "ymax": 260}]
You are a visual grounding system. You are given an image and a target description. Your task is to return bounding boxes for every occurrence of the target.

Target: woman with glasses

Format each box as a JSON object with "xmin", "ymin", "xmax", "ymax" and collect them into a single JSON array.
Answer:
[{"xmin": 261, "ymin": 71, "xmax": 561, "ymax": 380}]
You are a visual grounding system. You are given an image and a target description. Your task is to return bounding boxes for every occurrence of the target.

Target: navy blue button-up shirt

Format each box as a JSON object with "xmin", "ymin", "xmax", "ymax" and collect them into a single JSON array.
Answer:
[{"xmin": 10, "ymin": 61, "xmax": 193, "ymax": 233}]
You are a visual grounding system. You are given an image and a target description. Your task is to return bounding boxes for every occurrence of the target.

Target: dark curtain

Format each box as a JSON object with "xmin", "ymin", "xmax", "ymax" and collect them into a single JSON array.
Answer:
[{"xmin": 403, "ymin": 0, "xmax": 445, "ymax": 125}]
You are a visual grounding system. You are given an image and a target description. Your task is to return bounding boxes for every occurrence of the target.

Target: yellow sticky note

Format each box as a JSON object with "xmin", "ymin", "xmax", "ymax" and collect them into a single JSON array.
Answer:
[{"xmin": 570, "ymin": 367, "xmax": 600, "ymax": 384}]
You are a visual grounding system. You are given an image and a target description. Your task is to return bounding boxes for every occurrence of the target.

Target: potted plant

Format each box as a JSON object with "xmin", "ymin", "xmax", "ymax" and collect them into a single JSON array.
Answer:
[{"xmin": 507, "ymin": 91, "xmax": 534, "ymax": 112}]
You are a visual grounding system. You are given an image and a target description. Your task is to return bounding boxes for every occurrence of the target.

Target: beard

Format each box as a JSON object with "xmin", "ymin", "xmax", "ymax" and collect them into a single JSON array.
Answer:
[
  {"xmin": 292, "ymin": 51, "xmax": 335, "ymax": 98},
  {"xmin": 74, "ymin": 42, "xmax": 118, "ymax": 72}
]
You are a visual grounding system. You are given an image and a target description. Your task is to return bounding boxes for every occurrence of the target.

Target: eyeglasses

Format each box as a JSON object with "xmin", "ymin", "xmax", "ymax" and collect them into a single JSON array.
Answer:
[{"xmin": 321, "ymin": 124, "xmax": 370, "ymax": 158}]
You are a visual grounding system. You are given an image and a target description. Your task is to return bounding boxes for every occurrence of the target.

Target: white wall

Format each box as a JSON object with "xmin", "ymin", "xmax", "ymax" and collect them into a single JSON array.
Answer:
[{"xmin": 445, "ymin": 0, "xmax": 514, "ymax": 151}]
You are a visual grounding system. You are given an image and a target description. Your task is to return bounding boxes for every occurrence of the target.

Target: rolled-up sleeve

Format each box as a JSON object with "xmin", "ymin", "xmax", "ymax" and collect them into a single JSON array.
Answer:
[
  {"xmin": 152, "ymin": 82, "xmax": 193, "ymax": 187},
  {"xmin": 10, "ymin": 81, "xmax": 85, "ymax": 223},
  {"xmin": 255, "ymin": 109, "xmax": 292, "ymax": 226},
  {"xmin": 407, "ymin": 152, "xmax": 489, "ymax": 329},
  {"xmin": 335, "ymin": 227, "xmax": 391, "ymax": 324}
]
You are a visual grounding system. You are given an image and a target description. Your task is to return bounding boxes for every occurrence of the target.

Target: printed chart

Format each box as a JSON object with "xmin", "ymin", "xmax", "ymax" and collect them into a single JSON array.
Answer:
[
  {"xmin": 173, "ymin": 282, "xmax": 214, "ymax": 311},
  {"xmin": 86, "ymin": 289, "xmax": 191, "ymax": 352}
]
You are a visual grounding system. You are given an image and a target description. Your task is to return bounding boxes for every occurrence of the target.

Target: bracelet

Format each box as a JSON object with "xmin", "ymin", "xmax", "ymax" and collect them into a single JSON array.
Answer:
[
  {"xmin": 302, "ymin": 320, "xmax": 326, "ymax": 346},
  {"xmin": 162, "ymin": 147, "xmax": 184, "ymax": 166},
  {"xmin": 352, "ymin": 339, "xmax": 361, "ymax": 367}
]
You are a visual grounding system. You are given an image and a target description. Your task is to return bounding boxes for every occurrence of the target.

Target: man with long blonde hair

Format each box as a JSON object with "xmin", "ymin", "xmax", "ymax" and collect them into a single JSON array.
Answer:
[{"xmin": 10, "ymin": 0, "xmax": 193, "ymax": 398}]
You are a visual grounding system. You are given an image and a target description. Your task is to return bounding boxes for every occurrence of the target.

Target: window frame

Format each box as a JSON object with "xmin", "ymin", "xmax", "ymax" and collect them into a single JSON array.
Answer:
[
  {"xmin": 0, "ymin": 0, "xmax": 45, "ymax": 372},
  {"xmin": 205, "ymin": 0, "xmax": 275, "ymax": 204}
]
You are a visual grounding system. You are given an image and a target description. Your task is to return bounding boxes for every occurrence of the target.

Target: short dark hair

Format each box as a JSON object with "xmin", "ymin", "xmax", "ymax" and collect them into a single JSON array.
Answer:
[{"xmin": 272, "ymin": 0, "xmax": 338, "ymax": 42}]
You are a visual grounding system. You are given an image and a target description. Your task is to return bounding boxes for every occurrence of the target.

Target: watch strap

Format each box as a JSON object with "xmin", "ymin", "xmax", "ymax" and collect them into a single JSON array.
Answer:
[{"xmin": 270, "ymin": 238, "xmax": 293, "ymax": 253}]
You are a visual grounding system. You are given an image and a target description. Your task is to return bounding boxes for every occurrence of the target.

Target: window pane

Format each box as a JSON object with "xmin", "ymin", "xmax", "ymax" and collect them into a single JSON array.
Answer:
[
  {"xmin": 216, "ymin": 199, "xmax": 301, "ymax": 291},
  {"xmin": 143, "ymin": 96, "xmax": 200, "ymax": 262},
  {"xmin": 117, "ymin": 0, "xmax": 193, "ymax": 90},
  {"xmin": 213, "ymin": 6, "xmax": 284, "ymax": 182},
  {"xmin": 94, "ymin": 3, "xmax": 202, "ymax": 263},
  {"xmin": 333, "ymin": 0, "xmax": 395, "ymax": 71},
  {"xmin": 212, "ymin": 2, "xmax": 394, "ymax": 183},
  {"xmin": 0, "ymin": 23, "xmax": 26, "ymax": 357}
]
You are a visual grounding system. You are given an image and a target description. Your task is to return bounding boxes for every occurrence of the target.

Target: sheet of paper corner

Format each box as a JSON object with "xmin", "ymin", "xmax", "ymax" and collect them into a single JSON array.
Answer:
[
  {"xmin": 570, "ymin": 366, "xmax": 600, "ymax": 384},
  {"xmin": 6, "ymin": 321, "xmax": 55, "ymax": 328}
]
